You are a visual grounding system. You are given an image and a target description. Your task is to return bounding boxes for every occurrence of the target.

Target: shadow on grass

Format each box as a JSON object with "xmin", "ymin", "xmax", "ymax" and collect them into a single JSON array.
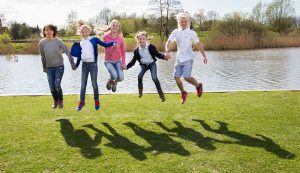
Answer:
[
  {"xmin": 56, "ymin": 119, "xmax": 102, "ymax": 159},
  {"xmin": 193, "ymin": 119, "xmax": 296, "ymax": 159},
  {"xmin": 154, "ymin": 121, "xmax": 233, "ymax": 151},
  {"xmin": 84, "ymin": 123, "xmax": 147, "ymax": 161},
  {"xmin": 124, "ymin": 122, "xmax": 191, "ymax": 156}
]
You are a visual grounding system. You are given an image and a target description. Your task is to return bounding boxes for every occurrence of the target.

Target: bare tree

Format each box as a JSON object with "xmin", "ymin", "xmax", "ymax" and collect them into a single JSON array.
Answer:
[
  {"xmin": 252, "ymin": 1, "xmax": 267, "ymax": 23},
  {"xmin": 265, "ymin": 0, "xmax": 296, "ymax": 33},
  {"xmin": 193, "ymin": 9, "xmax": 206, "ymax": 30},
  {"xmin": 148, "ymin": 0, "xmax": 181, "ymax": 41},
  {"xmin": 206, "ymin": 10, "xmax": 219, "ymax": 21},
  {"xmin": 94, "ymin": 8, "xmax": 112, "ymax": 26},
  {"xmin": 66, "ymin": 10, "xmax": 78, "ymax": 36}
]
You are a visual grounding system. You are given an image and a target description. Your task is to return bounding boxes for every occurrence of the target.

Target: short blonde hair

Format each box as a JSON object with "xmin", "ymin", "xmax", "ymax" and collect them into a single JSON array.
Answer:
[
  {"xmin": 135, "ymin": 31, "xmax": 153, "ymax": 40},
  {"xmin": 175, "ymin": 12, "xmax": 190, "ymax": 28},
  {"xmin": 80, "ymin": 24, "xmax": 91, "ymax": 32}
]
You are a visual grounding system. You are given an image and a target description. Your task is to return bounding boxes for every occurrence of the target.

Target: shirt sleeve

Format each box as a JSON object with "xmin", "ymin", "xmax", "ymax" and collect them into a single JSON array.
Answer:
[
  {"xmin": 168, "ymin": 29, "xmax": 177, "ymax": 42},
  {"xmin": 38, "ymin": 41, "xmax": 47, "ymax": 71},
  {"xmin": 120, "ymin": 38, "xmax": 126, "ymax": 65},
  {"xmin": 59, "ymin": 39, "xmax": 74, "ymax": 65},
  {"xmin": 191, "ymin": 30, "xmax": 200, "ymax": 44}
]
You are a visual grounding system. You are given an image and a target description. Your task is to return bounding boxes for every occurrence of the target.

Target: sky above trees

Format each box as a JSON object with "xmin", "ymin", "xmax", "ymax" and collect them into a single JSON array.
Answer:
[{"xmin": 1, "ymin": 0, "xmax": 299, "ymax": 27}]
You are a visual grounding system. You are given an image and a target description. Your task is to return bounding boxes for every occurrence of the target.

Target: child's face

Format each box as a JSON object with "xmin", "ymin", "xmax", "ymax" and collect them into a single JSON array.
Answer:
[
  {"xmin": 137, "ymin": 35, "xmax": 147, "ymax": 47},
  {"xmin": 111, "ymin": 22, "xmax": 120, "ymax": 34},
  {"xmin": 44, "ymin": 27, "xmax": 54, "ymax": 38},
  {"xmin": 179, "ymin": 18, "xmax": 189, "ymax": 29},
  {"xmin": 80, "ymin": 27, "xmax": 90, "ymax": 38}
]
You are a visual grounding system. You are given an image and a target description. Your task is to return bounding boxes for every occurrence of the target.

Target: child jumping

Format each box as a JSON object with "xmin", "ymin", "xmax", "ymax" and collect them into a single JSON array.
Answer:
[
  {"xmin": 39, "ymin": 24, "xmax": 76, "ymax": 109},
  {"xmin": 71, "ymin": 24, "xmax": 116, "ymax": 111},
  {"xmin": 126, "ymin": 31, "xmax": 170, "ymax": 102},
  {"xmin": 102, "ymin": 19, "xmax": 126, "ymax": 92},
  {"xmin": 165, "ymin": 12, "xmax": 208, "ymax": 104}
]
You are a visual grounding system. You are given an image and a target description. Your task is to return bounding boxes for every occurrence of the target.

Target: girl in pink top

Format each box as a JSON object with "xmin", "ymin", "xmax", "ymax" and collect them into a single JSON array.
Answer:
[{"xmin": 103, "ymin": 19, "xmax": 126, "ymax": 92}]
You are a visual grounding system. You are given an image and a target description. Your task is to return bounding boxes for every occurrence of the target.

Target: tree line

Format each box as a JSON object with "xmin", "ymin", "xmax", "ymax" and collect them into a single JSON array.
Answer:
[{"xmin": 0, "ymin": 0, "xmax": 299, "ymax": 41}]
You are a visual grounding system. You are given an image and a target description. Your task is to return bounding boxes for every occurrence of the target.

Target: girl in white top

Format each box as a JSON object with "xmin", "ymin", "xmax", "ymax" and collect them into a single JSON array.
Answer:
[{"xmin": 165, "ymin": 12, "xmax": 208, "ymax": 104}]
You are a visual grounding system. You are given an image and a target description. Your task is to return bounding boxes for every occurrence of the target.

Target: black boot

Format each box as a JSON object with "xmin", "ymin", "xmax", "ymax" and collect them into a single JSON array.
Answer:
[
  {"xmin": 138, "ymin": 88, "xmax": 143, "ymax": 97},
  {"xmin": 158, "ymin": 91, "xmax": 166, "ymax": 102}
]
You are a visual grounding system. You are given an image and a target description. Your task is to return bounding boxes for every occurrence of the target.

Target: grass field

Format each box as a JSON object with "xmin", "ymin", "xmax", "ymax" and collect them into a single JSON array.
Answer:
[{"xmin": 0, "ymin": 91, "xmax": 299, "ymax": 172}]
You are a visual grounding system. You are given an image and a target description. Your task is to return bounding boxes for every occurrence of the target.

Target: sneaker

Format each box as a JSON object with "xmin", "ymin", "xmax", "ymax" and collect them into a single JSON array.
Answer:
[
  {"xmin": 52, "ymin": 101, "xmax": 58, "ymax": 109},
  {"xmin": 95, "ymin": 100, "xmax": 100, "ymax": 110},
  {"xmin": 138, "ymin": 88, "xmax": 143, "ymax": 97},
  {"xmin": 111, "ymin": 81, "xmax": 117, "ymax": 92},
  {"xmin": 158, "ymin": 91, "xmax": 166, "ymax": 102},
  {"xmin": 181, "ymin": 91, "xmax": 188, "ymax": 104},
  {"xmin": 58, "ymin": 100, "xmax": 64, "ymax": 109},
  {"xmin": 196, "ymin": 83, "xmax": 203, "ymax": 97},
  {"xmin": 76, "ymin": 101, "xmax": 85, "ymax": 111},
  {"xmin": 106, "ymin": 80, "xmax": 112, "ymax": 90}
]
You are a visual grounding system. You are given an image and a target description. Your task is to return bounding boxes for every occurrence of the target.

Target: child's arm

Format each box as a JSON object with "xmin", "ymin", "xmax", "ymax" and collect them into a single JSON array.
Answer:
[
  {"xmin": 95, "ymin": 37, "xmax": 115, "ymax": 48},
  {"xmin": 38, "ymin": 43, "xmax": 47, "ymax": 73},
  {"xmin": 60, "ymin": 40, "xmax": 77, "ymax": 70},
  {"xmin": 126, "ymin": 51, "xmax": 138, "ymax": 70},
  {"xmin": 150, "ymin": 44, "xmax": 167, "ymax": 60},
  {"xmin": 196, "ymin": 42, "xmax": 207, "ymax": 64},
  {"xmin": 120, "ymin": 39, "xmax": 126, "ymax": 67}
]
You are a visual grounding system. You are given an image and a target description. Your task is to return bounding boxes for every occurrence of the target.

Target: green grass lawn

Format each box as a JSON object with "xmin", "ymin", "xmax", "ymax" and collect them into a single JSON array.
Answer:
[{"xmin": 0, "ymin": 91, "xmax": 299, "ymax": 172}]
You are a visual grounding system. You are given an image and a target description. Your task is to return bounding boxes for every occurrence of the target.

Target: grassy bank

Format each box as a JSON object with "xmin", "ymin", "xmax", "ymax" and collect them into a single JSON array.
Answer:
[{"xmin": 0, "ymin": 91, "xmax": 299, "ymax": 172}]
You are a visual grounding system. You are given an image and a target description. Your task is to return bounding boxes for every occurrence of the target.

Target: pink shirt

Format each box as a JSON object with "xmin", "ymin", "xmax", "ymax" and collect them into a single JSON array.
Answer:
[{"xmin": 103, "ymin": 33, "xmax": 126, "ymax": 65}]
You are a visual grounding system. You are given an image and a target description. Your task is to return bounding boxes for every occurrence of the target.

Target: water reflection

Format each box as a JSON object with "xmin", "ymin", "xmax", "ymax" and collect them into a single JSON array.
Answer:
[{"xmin": 0, "ymin": 48, "xmax": 299, "ymax": 95}]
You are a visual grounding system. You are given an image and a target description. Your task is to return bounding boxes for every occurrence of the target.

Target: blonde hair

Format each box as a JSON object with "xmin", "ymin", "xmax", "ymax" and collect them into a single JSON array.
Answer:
[
  {"xmin": 80, "ymin": 24, "xmax": 91, "ymax": 32},
  {"xmin": 175, "ymin": 12, "xmax": 190, "ymax": 28},
  {"xmin": 96, "ymin": 19, "xmax": 123, "ymax": 36},
  {"xmin": 135, "ymin": 31, "xmax": 152, "ymax": 40}
]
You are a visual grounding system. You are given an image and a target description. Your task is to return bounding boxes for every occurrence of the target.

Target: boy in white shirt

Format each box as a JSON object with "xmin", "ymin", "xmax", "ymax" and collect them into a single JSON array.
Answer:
[{"xmin": 165, "ymin": 12, "xmax": 208, "ymax": 104}]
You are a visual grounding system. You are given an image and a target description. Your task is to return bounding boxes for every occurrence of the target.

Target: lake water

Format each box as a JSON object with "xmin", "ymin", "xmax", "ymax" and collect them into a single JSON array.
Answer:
[{"xmin": 0, "ymin": 48, "xmax": 299, "ymax": 95}]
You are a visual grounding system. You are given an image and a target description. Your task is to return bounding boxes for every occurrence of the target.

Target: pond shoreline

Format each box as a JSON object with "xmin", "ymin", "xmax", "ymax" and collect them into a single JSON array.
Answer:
[{"xmin": 1, "ymin": 89, "xmax": 299, "ymax": 97}]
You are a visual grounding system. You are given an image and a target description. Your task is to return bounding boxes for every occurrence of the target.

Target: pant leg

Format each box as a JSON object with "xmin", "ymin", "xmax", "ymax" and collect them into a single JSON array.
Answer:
[
  {"xmin": 80, "ymin": 63, "xmax": 89, "ymax": 101},
  {"xmin": 54, "ymin": 65, "xmax": 64, "ymax": 101},
  {"xmin": 114, "ymin": 61, "xmax": 124, "ymax": 82},
  {"xmin": 138, "ymin": 64, "xmax": 149, "ymax": 90},
  {"xmin": 104, "ymin": 62, "xmax": 118, "ymax": 81},
  {"xmin": 149, "ymin": 62, "xmax": 162, "ymax": 92},
  {"xmin": 47, "ymin": 67, "xmax": 58, "ymax": 101},
  {"xmin": 89, "ymin": 62, "xmax": 99, "ymax": 100}
]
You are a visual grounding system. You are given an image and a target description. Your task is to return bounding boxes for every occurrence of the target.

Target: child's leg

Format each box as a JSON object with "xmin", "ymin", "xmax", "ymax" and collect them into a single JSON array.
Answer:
[
  {"xmin": 114, "ymin": 61, "xmax": 124, "ymax": 82},
  {"xmin": 138, "ymin": 64, "xmax": 149, "ymax": 91},
  {"xmin": 46, "ymin": 67, "xmax": 58, "ymax": 101},
  {"xmin": 184, "ymin": 77, "xmax": 198, "ymax": 87},
  {"xmin": 53, "ymin": 65, "xmax": 64, "ymax": 101},
  {"xmin": 104, "ymin": 62, "xmax": 118, "ymax": 81},
  {"xmin": 149, "ymin": 62, "xmax": 162, "ymax": 92},
  {"xmin": 149, "ymin": 63, "xmax": 165, "ymax": 101},
  {"xmin": 174, "ymin": 65, "xmax": 185, "ymax": 92},
  {"xmin": 80, "ymin": 63, "xmax": 89, "ymax": 101},
  {"xmin": 89, "ymin": 62, "xmax": 99, "ymax": 101}
]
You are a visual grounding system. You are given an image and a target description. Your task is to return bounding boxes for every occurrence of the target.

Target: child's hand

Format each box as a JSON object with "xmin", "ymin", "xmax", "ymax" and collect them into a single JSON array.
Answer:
[
  {"xmin": 164, "ymin": 52, "xmax": 171, "ymax": 61},
  {"xmin": 71, "ymin": 64, "xmax": 77, "ymax": 70},
  {"xmin": 121, "ymin": 64, "xmax": 127, "ymax": 70},
  {"xmin": 202, "ymin": 57, "xmax": 208, "ymax": 64},
  {"xmin": 113, "ymin": 42, "xmax": 118, "ymax": 47}
]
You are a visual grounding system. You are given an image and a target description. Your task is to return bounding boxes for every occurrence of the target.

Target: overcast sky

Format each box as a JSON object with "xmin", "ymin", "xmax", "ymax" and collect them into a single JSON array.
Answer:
[{"xmin": 1, "ymin": 0, "xmax": 299, "ymax": 28}]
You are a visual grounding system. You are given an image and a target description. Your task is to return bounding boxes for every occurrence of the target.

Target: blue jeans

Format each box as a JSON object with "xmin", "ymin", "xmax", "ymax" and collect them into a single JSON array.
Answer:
[
  {"xmin": 104, "ymin": 61, "xmax": 124, "ymax": 82},
  {"xmin": 138, "ymin": 62, "xmax": 162, "ymax": 92},
  {"xmin": 80, "ymin": 62, "xmax": 99, "ymax": 101},
  {"xmin": 47, "ymin": 65, "xmax": 64, "ymax": 101}
]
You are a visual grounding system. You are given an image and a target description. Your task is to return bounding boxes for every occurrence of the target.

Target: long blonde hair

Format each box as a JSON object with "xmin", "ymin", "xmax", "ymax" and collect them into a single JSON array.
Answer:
[{"xmin": 96, "ymin": 19, "xmax": 123, "ymax": 36}]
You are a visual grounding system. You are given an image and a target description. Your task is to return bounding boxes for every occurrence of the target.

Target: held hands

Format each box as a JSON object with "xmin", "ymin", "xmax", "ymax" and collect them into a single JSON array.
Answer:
[
  {"xmin": 164, "ymin": 52, "xmax": 171, "ymax": 61},
  {"xmin": 121, "ymin": 64, "xmax": 127, "ymax": 70},
  {"xmin": 113, "ymin": 42, "xmax": 118, "ymax": 47},
  {"xmin": 71, "ymin": 63, "xmax": 77, "ymax": 70}
]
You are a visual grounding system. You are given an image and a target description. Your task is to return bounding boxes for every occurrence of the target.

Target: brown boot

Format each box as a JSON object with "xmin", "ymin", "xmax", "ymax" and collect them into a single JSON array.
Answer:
[
  {"xmin": 138, "ymin": 88, "xmax": 143, "ymax": 97},
  {"xmin": 158, "ymin": 91, "xmax": 166, "ymax": 102}
]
